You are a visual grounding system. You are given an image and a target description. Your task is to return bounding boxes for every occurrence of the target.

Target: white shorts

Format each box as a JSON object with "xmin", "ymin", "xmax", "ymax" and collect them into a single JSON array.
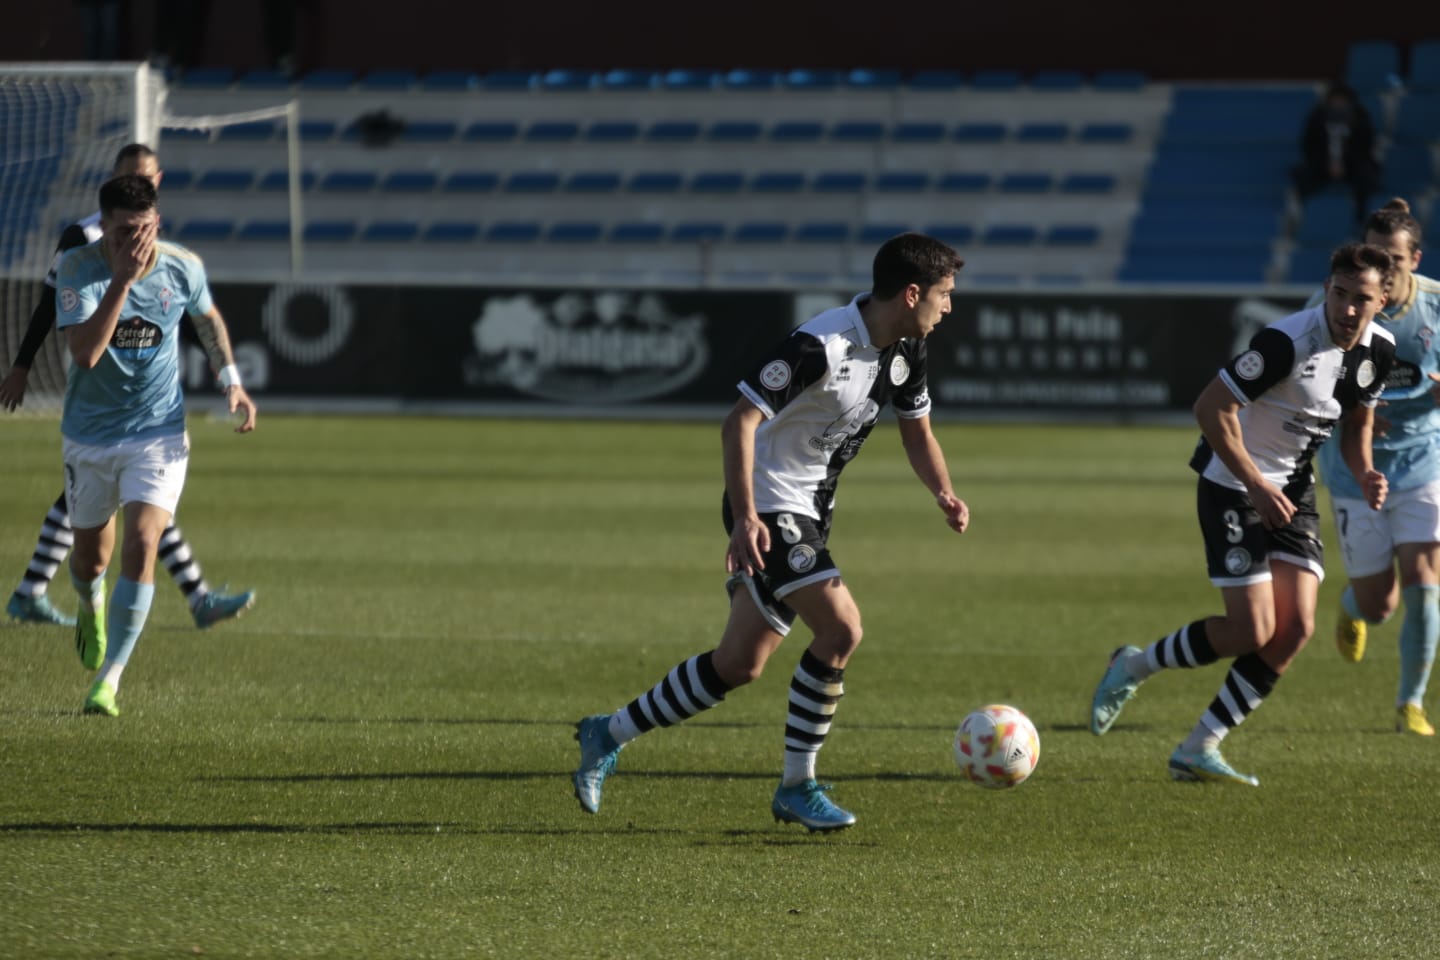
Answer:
[
  {"xmin": 1331, "ymin": 481, "xmax": 1440, "ymax": 579},
  {"xmin": 61, "ymin": 432, "xmax": 190, "ymax": 530}
]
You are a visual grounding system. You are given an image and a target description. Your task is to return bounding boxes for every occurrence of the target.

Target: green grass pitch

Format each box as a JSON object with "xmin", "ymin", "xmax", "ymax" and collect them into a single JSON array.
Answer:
[{"xmin": 2, "ymin": 413, "xmax": 1436, "ymax": 959}]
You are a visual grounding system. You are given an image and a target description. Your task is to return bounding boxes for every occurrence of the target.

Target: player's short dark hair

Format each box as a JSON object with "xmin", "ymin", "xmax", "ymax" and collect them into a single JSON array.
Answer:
[
  {"xmin": 1363, "ymin": 197, "xmax": 1422, "ymax": 252},
  {"xmin": 112, "ymin": 142, "xmax": 157, "ymax": 171},
  {"xmin": 871, "ymin": 232, "xmax": 965, "ymax": 300},
  {"xmin": 1329, "ymin": 241, "xmax": 1396, "ymax": 291},
  {"xmin": 99, "ymin": 174, "xmax": 158, "ymax": 217}
]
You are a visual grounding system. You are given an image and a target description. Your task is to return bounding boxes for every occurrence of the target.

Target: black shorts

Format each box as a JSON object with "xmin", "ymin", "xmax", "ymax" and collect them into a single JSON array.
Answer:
[
  {"xmin": 721, "ymin": 502, "xmax": 840, "ymax": 635},
  {"xmin": 1196, "ymin": 477, "xmax": 1325, "ymax": 585}
]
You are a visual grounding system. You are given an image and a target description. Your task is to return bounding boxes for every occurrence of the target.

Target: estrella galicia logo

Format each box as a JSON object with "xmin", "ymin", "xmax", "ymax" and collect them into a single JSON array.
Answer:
[
  {"xmin": 111, "ymin": 317, "xmax": 163, "ymax": 355},
  {"xmin": 1224, "ymin": 547, "xmax": 1253, "ymax": 576},
  {"xmin": 466, "ymin": 292, "xmax": 709, "ymax": 402}
]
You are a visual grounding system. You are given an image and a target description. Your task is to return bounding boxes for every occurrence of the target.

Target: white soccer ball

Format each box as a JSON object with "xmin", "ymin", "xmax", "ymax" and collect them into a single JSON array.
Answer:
[{"xmin": 953, "ymin": 704, "xmax": 1040, "ymax": 789}]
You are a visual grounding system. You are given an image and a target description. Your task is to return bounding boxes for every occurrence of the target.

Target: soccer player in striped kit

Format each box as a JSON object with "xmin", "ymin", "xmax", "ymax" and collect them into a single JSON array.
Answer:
[
  {"xmin": 2, "ymin": 143, "xmax": 254, "ymax": 631},
  {"xmin": 573, "ymin": 233, "xmax": 970, "ymax": 831},
  {"xmin": 1321, "ymin": 199, "xmax": 1440, "ymax": 736},
  {"xmin": 1090, "ymin": 243, "xmax": 1396, "ymax": 785}
]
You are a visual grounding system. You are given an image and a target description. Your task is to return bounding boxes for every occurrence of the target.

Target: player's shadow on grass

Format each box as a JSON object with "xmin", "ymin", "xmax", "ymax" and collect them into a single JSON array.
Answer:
[
  {"xmin": 284, "ymin": 716, "xmax": 974, "ymax": 734},
  {"xmin": 203, "ymin": 769, "xmax": 961, "ymax": 784},
  {"xmin": 0, "ymin": 821, "xmax": 717, "ymax": 838}
]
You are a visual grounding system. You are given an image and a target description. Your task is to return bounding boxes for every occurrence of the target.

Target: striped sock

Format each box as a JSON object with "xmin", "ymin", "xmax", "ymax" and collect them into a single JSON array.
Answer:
[
  {"xmin": 158, "ymin": 525, "xmax": 209, "ymax": 609},
  {"xmin": 1126, "ymin": 620, "xmax": 1219, "ymax": 681},
  {"xmin": 610, "ymin": 651, "xmax": 732, "ymax": 746},
  {"xmin": 782, "ymin": 650, "xmax": 845, "ymax": 786},
  {"xmin": 15, "ymin": 493, "xmax": 73, "ymax": 599},
  {"xmin": 1187, "ymin": 653, "xmax": 1280, "ymax": 750}
]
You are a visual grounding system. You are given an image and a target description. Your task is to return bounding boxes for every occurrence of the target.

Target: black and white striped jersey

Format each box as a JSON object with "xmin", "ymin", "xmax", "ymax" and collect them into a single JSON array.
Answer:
[
  {"xmin": 736, "ymin": 294, "xmax": 931, "ymax": 522},
  {"xmin": 1191, "ymin": 305, "xmax": 1396, "ymax": 491},
  {"xmin": 44, "ymin": 212, "xmax": 101, "ymax": 289}
]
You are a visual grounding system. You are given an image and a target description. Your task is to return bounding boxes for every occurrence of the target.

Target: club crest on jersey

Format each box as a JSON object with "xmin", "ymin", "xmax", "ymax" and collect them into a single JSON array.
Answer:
[
  {"xmin": 159, "ymin": 287, "xmax": 174, "ymax": 313},
  {"xmin": 1356, "ymin": 359, "xmax": 1377, "ymax": 389},
  {"xmin": 1224, "ymin": 547, "xmax": 1252, "ymax": 576},
  {"xmin": 1234, "ymin": 350, "xmax": 1264, "ymax": 381},
  {"xmin": 760, "ymin": 360, "xmax": 792, "ymax": 391},
  {"xmin": 889, "ymin": 356, "xmax": 910, "ymax": 385},
  {"xmin": 787, "ymin": 544, "xmax": 817, "ymax": 573},
  {"xmin": 59, "ymin": 287, "xmax": 79, "ymax": 313}
]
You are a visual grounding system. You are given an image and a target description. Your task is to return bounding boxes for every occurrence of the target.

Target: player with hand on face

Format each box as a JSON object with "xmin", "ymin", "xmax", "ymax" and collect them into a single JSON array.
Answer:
[
  {"xmin": 572, "ymin": 233, "xmax": 969, "ymax": 831},
  {"xmin": 56, "ymin": 174, "xmax": 257, "ymax": 717},
  {"xmin": 1090, "ymin": 242, "xmax": 1396, "ymax": 785},
  {"xmin": 3, "ymin": 143, "xmax": 255, "ymax": 631}
]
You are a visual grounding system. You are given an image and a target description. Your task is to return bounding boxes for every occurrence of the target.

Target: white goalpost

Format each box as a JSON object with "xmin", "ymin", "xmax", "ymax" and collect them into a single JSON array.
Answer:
[{"xmin": 0, "ymin": 62, "xmax": 300, "ymax": 414}]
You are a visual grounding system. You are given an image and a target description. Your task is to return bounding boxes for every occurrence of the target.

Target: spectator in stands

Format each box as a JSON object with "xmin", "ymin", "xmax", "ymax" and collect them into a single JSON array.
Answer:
[{"xmin": 1291, "ymin": 81, "xmax": 1382, "ymax": 224}]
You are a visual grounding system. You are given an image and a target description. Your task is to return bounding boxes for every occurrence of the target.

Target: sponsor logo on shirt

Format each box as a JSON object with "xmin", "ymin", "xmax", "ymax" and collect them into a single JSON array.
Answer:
[{"xmin": 111, "ymin": 317, "xmax": 162, "ymax": 351}]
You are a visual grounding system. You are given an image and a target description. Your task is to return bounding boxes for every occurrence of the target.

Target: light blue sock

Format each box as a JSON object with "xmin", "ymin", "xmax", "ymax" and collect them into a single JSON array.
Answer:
[
  {"xmin": 69, "ymin": 569, "xmax": 106, "ymax": 613},
  {"xmin": 104, "ymin": 577, "xmax": 154, "ymax": 671},
  {"xmin": 1397, "ymin": 584, "xmax": 1439, "ymax": 707},
  {"xmin": 1341, "ymin": 585, "xmax": 1392, "ymax": 625}
]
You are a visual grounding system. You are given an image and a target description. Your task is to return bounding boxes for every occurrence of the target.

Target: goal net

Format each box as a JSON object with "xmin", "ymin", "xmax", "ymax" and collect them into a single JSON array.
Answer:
[{"xmin": 0, "ymin": 62, "xmax": 165, "ymax": 415}]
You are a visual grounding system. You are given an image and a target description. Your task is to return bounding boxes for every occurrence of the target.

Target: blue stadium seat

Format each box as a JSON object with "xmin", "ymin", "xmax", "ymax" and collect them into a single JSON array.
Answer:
[
  {"xmin": 1030, "ymin": 70, "xmax": 1084, "ymax": 90},
  {"xmin": 1393, "ymin": 93, "xmax": 1440, "ymax": 145},
  {"xmin": 585, "ymin": 121, "xmax": 640, "ymax": 142},
  {"xmin": 629, "ymin": 172, "xmax": 683, "ymax": 193},
  {"xmin": 1382, "ymin": 142, "xmax": 1434, "ymax": 194},
  {"xmin": 671, "ymin": 222, "xmax": 727, "ymax": 242},
  {"xmin": 463, "ymin": 121, "xmax": 519, "ymax": 142},
  {"xmin": 831, "ymin": 120, "xmax": 885, "ymax": 142},
  {"xmin": 196, "ymin": 169, "xmax": 255, "ymax": 191},
  {"xmin": 661, "ymin": 69, "xmax": 717, "ymax": 90},
  {"xmin": 399, "ymin": 121, "xmax": 457, "ymax": 143},
  {"xmin": 419, "ymin": 71, "xmax": 477, "ymax": 91},
  {"xmin": 546, "ymin": 221, "xmax": 603, "ymax": 243},
  {"xmin": 937, "ymin": 172, "xmax": 992, "ymax": 192},
  {"xmin": 504, "ymin": 172, "xmax": 561, "ymax": 193},
  {"xmin": 258, "ymin": 169, "xmax": 316, "ymax": 191},
  {"xmin": 846, "ymin": 68, "xmax": 903, "ymax": 89},
  {"xmin": 217, "ymin": 121, "xmax": 276, "ymax": 141},
  {"xmin": 691, "ymin": 171, "xmax": 745, "ymax": 193},
  {"xmin": 982, "ymin": 224, "xmax": 1039, "ymax": 245},
  {"xmin": 722, "ymin": 69, "xmax": 777, "ymax": 90},
  {"xmin": 1015, "ymin": 122, "xmax": 1068, "ymax": 144},
  {"xmin": 750, "ymin": 172, "xmax": 806, "ymax": 193},
  {"xmin": 785, "ymin": 69, "xmax": 840, "ymax": 90},
  {"xmin": 304, "ymin": 221, "xmax": 358, "ymax": 242},
  {"xmin": 1297, "ymin": 190, "xmax": 1360, "ymax": 247},
  {"xmin": 319, "ymin": 170, "xmax": 376, "ymax": 192},
  {"xmin": 609, "ymin": 222, "xmax": 665, "ymax": 243},
  {"xmin": 1410, "ymin": 41, "xmax": 1440, "ymax": 92},
  {"xmin": 892, "ymin": 122, "xmax": 945, "ymax": 143},
  {"xmin": 907, "ymin": 70, "xmax": 963, "ymax": 90},
  {"xmin": 423, "ymin": 221, "xmax": 480, "ymax": 242},
  {"xmin": 442, "ymin": 171, "xmax": 500, "ymax": 192},
  {"xmin": 1092, "ymin": 70, "xmax": 1148, "ymax": 90},
  {"xmin": 525, "ymin": 121, "xmax": 580, "ymax": 142},
  {"xmin": 600, "ymin": 69, "xmax": 657, "ymax": 90},
  {"xmin": 708, "ymin": 121, "xmax": 763, "ymax": 142},
  {"xmin": 297, "ymin": 120, "xmax": 337, "ymax": 141},
  {"xmin": 954, "ymin": 122, "xmax": 1007, "ymax": 143},
  {"xmin": 733, "ymin": 222, "xmax": 789, "ymax": 243},
  {"xmin": 1119, "ymin": 251, "xmax": 1268, "ymax": 284},
  {"xmin": 770, "ymin": 121, "xmax": 824, "ymax": 142},
  {"xmin": 176, "ymin": 220, "xmax": 234, "ymax": 243},
  {"xmin": 998, "ymin": 173, "xmax": 1053, "ymax": 193},
  {"xmin": 540, "ymin": 69, "xmax": 595, "ymax": 91},
  {"xmin": 380, "ymin": 170, "xmax": 438, "ymax": 192},
  {"xmin": 359, "ymin": 69, "xmax": 416, "ymax": 90},
  {"xmin": 480, "ymin": 70, "xmax": 536, "ymax": 90},
  {"xmin": 362, "ymin": 220, "xmax": 420, "ymax": 242},
  {"xmin": 299, "ymin": 69, "xmax": 357, "ymax": 89},
  {"xmin": 236, "ymin": 220, "xmax": 290, "ymax": 241},
  {"xmin": 178, "ymin": 68, "xmax": 235, "ymax": 88},
  {"xmin": 564, "ymin": 172, "xmax": 622, "ymax": 193},
  {"xmin": 859, "ymin": 223, "xmax": 911, "ymax": 243},
  {"xmin": 813, "ymin": 171, "xmax": 867, "ymax": 192},
  {"xmin": 647, "ymin": 120, "xmax": 702, "ymax": 142},
  {"xmin": 160, "ymin": 126, "xmax": 208, "ymax": 141},
  {"xmin": 486, "ymin": 221, "xmax": 542, "ymax": 243},
  {"xmin": 1285, "ymin": 246, "xmax": 1335, "ymax": 284},
  {"xmin": 875, "ymin": 171, "xmax": 929, "ymax": 192},
  {"xmin": 1045, "ymin": 225, "xmax": 1101, "ymax": 246},
  {"xmin": 237, "ymin": 68, "xmax": 291, "ymax": 89},
  {"xmin": 925, "ymin": 224, "xmax": 975, "ymax": 246},
  {"xmin": 970, "ymin": 69, "xmax": 1022, "ymax": 90},
  {"xmin": 1059, "ymin": 173, "xmax": 1117, "ymax": 194},
  {"xmin": 1344, "ymin": 41, "xmax": 1401, "ymax": 92},
  {"xmin": 1078, "ymin": 122, "xmax": 1134, "ymax": 144},
  {"xmin": 161, "ymin": 169, "xmax": 195, "ymax": 190},
  {"xmin": 795, "ymin": 222, "xmax": 850, "ymax": 243}
]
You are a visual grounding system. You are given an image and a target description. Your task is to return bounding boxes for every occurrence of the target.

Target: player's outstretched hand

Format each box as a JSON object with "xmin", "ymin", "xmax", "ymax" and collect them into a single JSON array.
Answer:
[
  {"xmin": 0, "ymin": 366, "xmax": 28, "ymax": 411},
  {"xmin": 937, "ymin": 491, "xmax": 969, "ymax": 533},
  {"xmin": 227, "ymin": 385, "xmax": 257, "ymax": 433},
  {"xmin": 726, "ymin": 514, "xmax": 769, "ymax": 577},
  {"xmin": 1362, "ymin": 468, "xmax": 1388, "ymax": 511}
]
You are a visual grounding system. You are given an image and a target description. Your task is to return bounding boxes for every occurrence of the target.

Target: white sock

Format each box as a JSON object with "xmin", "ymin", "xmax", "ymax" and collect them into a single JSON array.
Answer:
[{"xmin": 782, "ymin": 750, "xmax": 816, "ymax": 787}]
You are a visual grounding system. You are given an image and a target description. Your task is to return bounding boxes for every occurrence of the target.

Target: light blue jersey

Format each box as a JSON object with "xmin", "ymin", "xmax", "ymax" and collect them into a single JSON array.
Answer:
[
  {"xmin": 1317, "ymin": 273, "xmax": 1440, "ymax": 497},
  {"xmin": 55, "ymin": 239, "xmax": 214, "ymax": 446}
]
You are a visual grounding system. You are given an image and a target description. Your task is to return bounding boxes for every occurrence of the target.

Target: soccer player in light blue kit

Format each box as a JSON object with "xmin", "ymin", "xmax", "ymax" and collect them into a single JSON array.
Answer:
[
  {"xmin": 1319, "ymin": 199, "xmax": 1440, "ymax": 736},
  {"xmin": 55, "ymin": 174, "xmax": 257, "ymax": 716}
]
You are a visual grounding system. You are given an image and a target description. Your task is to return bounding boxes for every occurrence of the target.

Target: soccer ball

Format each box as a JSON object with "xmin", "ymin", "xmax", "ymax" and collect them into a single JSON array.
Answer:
[{"xmin": 953, "ymin": 704, "xmax": 1040, "ymax": 789}]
